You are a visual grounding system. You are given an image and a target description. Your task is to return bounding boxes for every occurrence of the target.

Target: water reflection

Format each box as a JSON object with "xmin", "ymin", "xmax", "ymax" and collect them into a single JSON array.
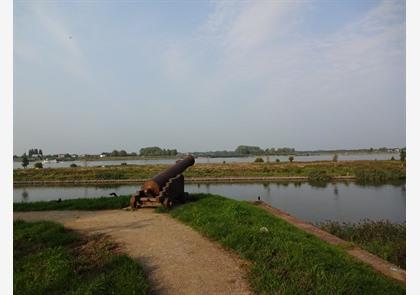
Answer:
[
  {"xmin": 13, "ymin": 181, "xmax": 406, "ymax": 223},
  {"xmin": 21, "ymin": 189, "xmax": 28, "ymax": 202}
]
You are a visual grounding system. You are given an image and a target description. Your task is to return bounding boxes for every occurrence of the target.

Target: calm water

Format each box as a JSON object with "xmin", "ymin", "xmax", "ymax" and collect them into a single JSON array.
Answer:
[
  {"xmin": 14, "ymin": 182, "xmax": 405, "ymax": 223},
  {"xmin": 13, "ymin": 153, "xmax": 399, "ymax": 169}
]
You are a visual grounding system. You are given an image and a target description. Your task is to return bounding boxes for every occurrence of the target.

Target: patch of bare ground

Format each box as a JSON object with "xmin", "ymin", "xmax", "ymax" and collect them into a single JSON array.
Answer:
[{"xmin": 14, "ymin": 209, "xmax": 252, "ymax": 295}]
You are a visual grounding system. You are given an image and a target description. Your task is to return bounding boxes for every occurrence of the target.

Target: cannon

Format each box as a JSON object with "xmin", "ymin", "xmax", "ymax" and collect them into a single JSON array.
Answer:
[{"xmin": 130, "ymin": 155, "xmax": 195, "ymax": 209}]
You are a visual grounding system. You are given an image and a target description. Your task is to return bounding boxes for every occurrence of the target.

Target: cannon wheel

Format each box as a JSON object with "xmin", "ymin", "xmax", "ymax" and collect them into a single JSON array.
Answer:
[{"xmin": 163, "ymin": 198, "xmax": 173, "ymax": 209}]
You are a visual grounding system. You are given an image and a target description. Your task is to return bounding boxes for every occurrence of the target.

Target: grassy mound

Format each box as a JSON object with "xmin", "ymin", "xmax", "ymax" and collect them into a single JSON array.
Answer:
[
  {"xmin": 14, "ymin": 220, "xmax": 150, "ymax": 295},
  {"xmin": 170, "ymin": 194, "xmax": 404, "ymax": 294}
]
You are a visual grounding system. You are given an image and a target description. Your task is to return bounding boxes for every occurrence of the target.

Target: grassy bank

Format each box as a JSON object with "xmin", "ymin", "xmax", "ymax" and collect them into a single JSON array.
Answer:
[
  {"xmin": 14, "ymin": 195, "xmax": 132, "ymax": 211},
  {"xmin": 170, "ymin": 194, "xmax": 404, "ymax": 294},
  {"xmin": 317, "ymin": 220, "xmax": 405, "ymax": 269},
  {"xmin": 14, "ymin": 220, "xmax": 150, "ymax": 295},
  {"xmin": 14, "ymin": 160, "xmax": 405, "ymax": 184}
]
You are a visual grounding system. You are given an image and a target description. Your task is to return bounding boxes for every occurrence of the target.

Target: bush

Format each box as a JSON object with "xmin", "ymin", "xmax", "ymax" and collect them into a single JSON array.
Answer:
[
  {"xmin": 34, "ymin": 162, "xmax": 43, "ymax": 169},
  {"xmin": 21, "ymin": 154, "xmax": 29, "ymax": 168},
  {"xmin": 400, "ymin": 148, "xmax": 406, "ymax": 162},
  {"xmin": 308, "ymin": 169, "xmax": 332, "ymax": 182},
  {"xmin": 121, "ymin": 162, "xmax": 127, "ymax": 166},
  {"xmin": 70, "ymin": 163, "xmax": 78, "ymax": 168},
  {"xmin": 288, "ymin": 155, "xmax": 294, "ymax": 163},
  {"xmin": 332, "ymin": 154, "xmax": 338, "ymax": 162},
  {"xmin": 275, "ymin": 159, "xmax": 280, "ymax": 163},
  {"xmin": 254, "ymin": 157, "xmax": 264, "ymax": 163}
]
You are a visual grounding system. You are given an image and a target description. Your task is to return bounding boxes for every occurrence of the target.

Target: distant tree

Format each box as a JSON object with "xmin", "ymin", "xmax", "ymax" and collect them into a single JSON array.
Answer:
[
  {"xmin": 119, "ymin": 150, "xmax": 128, "ymax": 156},
  {"xmin": 34, "ymin": 162, "xmax": 43, "ymax": 169},
  {"xmin": 288, "ymin": 156, "xmax": 294, "ymax": 163},
  {"xmin": 400, "ymin": 148, "xmax": 406, "ymax": 162},
  {"xmin": 39, "ymin": 149, "xmax": 43, "ymax": 156},
  {"xmin": 139, "ymin": 146, "xmax": 163, "ymax": 156},
  {"xmin": 21, "ymin": 153, "xmax": 29, "ymax": 168},
  {"xmin": 235, "ymin": 145, "xmax": 264, "ymax": 155},
  {"xmin": 391, "ymin": 156, "xmax": 395, "ymax": 161},
  {"xmin": 139, "ymin": 147, "xmax": 177, "ymax": 157},
  {"xmin": 332, "ymin": 154, "xmax": 338, "ymax": 162},
  {"xmin": 254, "ymin": 157, "xmax": 264, "ymax": 163},
  {"xmin": 275, "ymin": 159, "xmax": 280, "ymax": 163}
]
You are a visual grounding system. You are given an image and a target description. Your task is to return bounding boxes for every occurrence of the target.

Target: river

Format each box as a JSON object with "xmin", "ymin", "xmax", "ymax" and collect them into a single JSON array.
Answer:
[
  {"xmin": 14, "ymin": 181, "xmax": 405, "ymax": 224},
  {"xmin": 13, "ymin": 153, "xmax": 399, "ymax": 169}
]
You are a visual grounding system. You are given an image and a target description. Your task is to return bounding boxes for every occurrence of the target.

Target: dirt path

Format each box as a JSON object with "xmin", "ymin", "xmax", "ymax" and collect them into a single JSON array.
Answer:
[{"xmin": 14, "ymin": 210, "xmax": 252, "ymax": 295}]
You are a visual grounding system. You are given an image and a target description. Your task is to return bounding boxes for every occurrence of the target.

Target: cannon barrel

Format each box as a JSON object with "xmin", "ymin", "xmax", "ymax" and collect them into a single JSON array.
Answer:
[{"xmin": 142, "ymin": 155, "xmax": 195, "ymax": 196}]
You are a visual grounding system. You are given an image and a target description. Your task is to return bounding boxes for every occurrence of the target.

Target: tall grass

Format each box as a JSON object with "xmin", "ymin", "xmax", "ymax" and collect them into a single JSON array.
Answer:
[{"xmin": 317, "ymin": 220, "xmax": 406, "ymax": 268}]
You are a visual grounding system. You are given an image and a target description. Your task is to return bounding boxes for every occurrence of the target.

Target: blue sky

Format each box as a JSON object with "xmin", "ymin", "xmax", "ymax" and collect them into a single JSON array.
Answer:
[{"xmin": 14, "ymin": 0, "xmax": 405, "ymax": 154}]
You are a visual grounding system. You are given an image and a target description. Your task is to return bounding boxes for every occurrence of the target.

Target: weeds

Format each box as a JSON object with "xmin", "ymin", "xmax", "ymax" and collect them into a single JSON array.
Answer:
[{"xmin": 317, "ymin": 220, "xmax": 405, "ymax": 268}]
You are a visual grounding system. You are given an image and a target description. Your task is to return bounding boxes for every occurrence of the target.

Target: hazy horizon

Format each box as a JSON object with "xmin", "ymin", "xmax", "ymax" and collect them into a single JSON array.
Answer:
[{"xmin": 14, "ymin": 0, "xmax": 406, "ymax": 155}]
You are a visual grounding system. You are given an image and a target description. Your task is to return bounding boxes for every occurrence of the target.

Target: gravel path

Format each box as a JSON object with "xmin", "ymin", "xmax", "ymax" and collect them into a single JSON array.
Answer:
[{"xmin": 14, "ymin": 210, "xmax": 252, "ymax": 295}]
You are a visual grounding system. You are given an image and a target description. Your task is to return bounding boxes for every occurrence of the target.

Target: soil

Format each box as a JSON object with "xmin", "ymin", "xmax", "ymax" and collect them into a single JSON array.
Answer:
[{"xmin": 14, "ymin": 209, "xmax": 252, "ymax": 295}]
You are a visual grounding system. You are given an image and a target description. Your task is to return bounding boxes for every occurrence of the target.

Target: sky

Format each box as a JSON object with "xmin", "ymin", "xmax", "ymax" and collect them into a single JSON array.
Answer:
[{"xmin": 13, "ymin": 0, "xmax": 406, "ymax": 155}]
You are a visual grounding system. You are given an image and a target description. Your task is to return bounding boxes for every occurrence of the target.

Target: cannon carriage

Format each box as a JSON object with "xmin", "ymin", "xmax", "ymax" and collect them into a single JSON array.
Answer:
[{"xmin": 130, "ymin": 155, "xmax": 195, "ymax": 209}]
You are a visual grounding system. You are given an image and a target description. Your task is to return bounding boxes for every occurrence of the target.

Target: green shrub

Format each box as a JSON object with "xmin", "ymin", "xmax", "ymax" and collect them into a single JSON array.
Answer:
[
  {"xmin": 34, "ymin": 162, "xmax": 43, "ymax": 169},
  {"xmin": 70, "ymin": 163, "xmax": 78, "ymax": 168},
  {"xmin": 254, "ymin": 157, "xmax": 264, "ymax": 163},
  {"xmin": 307, "ymin": 169, "xmax": 332, "ymax": 182}
]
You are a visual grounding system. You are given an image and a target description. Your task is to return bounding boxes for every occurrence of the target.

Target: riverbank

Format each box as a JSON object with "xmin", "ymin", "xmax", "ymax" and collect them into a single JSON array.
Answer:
[
  {"xmin": 170, "ymin": 194, "xmax": 404, "ymax": 293},
  {"xmin": 14, "ymin": 160, "xmax": 405, "ymax": 185},
  {"xmin": 14, "ymin": 220, "xmax": 150, "ymax": 294},
  {"xmin": 14, "ymin": 193, "xmax": 406, "ymax": 290}
]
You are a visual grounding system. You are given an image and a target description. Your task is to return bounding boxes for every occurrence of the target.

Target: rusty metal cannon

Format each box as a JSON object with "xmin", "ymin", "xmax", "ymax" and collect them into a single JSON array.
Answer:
[{"xmin": 130, "ymin": 155, "xmax": 195, "ymax": 209}]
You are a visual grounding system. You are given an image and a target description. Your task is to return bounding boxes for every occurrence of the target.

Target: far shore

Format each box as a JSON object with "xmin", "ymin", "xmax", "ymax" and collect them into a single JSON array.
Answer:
[
  {"xmin": 13, "ymin": 175, "xmax": 358, "ymax": 186},
  {"xmin": 13, "ymin": 160, "xmax": 405, "ymax": 186}
]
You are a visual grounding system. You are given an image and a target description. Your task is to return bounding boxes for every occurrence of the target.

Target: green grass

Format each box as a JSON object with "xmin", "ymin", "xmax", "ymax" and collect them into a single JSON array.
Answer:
[
  {"xmin": 14, "ymin": 195, "xmax": 132, "ymax": 211},
  {"xmin": 317, "ymin": 220, "xmax": 406, "ymax": 269},
  {"xmin": 14, "ymin": 160, "xmax": 405, "ymax": 184},
  {"xmin": 14, "ymin": 220, "xmax": 150, "ymax": 295},
  {"xmin": 170, "ymin": 194, "xmax": 404, "ymax": 294}
]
